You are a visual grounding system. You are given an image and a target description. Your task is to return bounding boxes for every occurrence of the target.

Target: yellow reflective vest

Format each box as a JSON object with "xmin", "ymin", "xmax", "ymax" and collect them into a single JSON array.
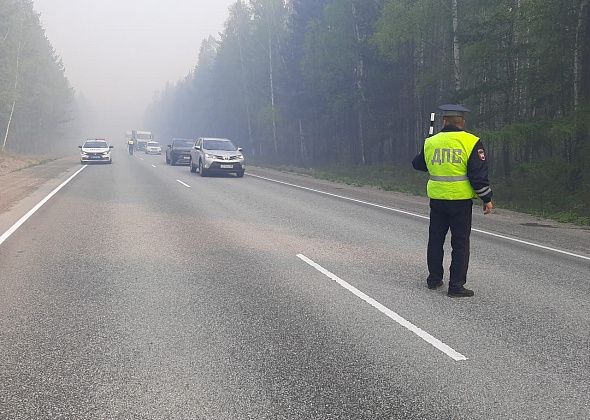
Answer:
[{"xmin": 424, "ymin": 131, "xmax": 479, "ymax": 200}]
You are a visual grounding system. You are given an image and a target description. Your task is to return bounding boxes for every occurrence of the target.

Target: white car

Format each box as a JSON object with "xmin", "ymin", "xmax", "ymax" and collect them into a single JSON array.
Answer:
[
  {"xmin": 79, "ymin": 139, "xmax": 113, "ymax": 164},
  {"xmin": 145, "ymin": 141, "xmax": 162, "ymax": 155}
]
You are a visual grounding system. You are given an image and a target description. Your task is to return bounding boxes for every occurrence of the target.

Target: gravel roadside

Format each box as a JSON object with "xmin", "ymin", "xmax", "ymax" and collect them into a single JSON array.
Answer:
[
  {"xmin": 0, "ymin": 153, "xmax": 55, "ymax": 177},
  {"xmin": 0, "ymin": 156, "xmax": 75, "ymax": 216}
]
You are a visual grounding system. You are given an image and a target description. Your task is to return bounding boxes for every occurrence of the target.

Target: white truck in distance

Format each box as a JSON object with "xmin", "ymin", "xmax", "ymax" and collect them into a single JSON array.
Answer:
[{"xmin": 132, "ymin": 130, "xmax": 153, "ymax": 152}]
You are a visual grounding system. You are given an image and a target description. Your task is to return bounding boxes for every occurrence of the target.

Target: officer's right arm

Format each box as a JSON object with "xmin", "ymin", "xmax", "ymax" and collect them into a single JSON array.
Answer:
[{"xmin": 412, "ymin": 151, "xmax": 428, "ymax": 172}]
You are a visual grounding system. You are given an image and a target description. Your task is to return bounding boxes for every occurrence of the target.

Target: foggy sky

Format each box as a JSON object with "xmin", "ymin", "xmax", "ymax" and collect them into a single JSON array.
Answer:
[{"xmin": 33, "ymin": 0, "xmax": 235, "ymax": 140}]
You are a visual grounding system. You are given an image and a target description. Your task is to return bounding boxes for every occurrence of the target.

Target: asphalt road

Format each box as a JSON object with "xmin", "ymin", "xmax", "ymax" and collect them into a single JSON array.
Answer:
[{"xmin": 0, "ymin": 151, "xmax": 588, "ymax": 419}]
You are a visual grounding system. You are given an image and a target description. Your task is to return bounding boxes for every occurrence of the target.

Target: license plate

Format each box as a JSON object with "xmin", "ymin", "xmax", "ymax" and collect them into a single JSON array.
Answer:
[
  {"xmin": 220, "ymin": 164, "xmax": 233, "ymax": 169},
  {"xmin": 91, "ymin": 156, "xmax": 101, "ymax": 159},
  {"xmin": 183, "ymin": 156, "xmax": 190, "ymax": 159}
]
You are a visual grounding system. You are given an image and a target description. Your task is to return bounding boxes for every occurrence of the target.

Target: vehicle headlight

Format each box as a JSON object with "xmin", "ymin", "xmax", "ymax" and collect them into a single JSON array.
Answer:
[
  {"xmin": 205, "ymin": 153, "xmax": 216, "ymax": 159},
  {"xmin": 236, "ymin": 154, "xmax": 244, "ymax": 160},
  {"xmin": 102, "ymin": 151, "xmax": 110, "ymax": 156}
]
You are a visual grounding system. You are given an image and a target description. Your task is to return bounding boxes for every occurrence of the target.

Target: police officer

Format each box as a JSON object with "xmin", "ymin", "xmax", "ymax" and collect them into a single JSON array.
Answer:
[{"xmin": 412, "ymin": 104, "xmax": 493, "ymax": 298}]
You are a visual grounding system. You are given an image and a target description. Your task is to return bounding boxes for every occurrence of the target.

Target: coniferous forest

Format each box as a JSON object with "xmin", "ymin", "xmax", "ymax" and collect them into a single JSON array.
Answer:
[
  {"xmin": 0, "ymin": 0, "xmax": 73, "ymax": 154},
  {"xmin": 1, "ymin": 1, "xmax": 587, "ymax": 222},
  {"xmin": 147, "ymin": 0, "xmax": 590, "ymax": 223}
]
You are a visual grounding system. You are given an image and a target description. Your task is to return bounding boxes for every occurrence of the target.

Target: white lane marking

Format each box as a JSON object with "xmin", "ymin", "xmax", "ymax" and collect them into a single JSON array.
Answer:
[
  {"xmin": 0, "ymin": 166, "xmax": 87, "ymax": 247},
  {"xmin": 139, "ymin": 157, "xmax": 144, "ymax": 161},
  {"xmin": 248, "ymin": 173, "xmax": 428, "ymax": 220},
  {"xmin": 248, "ymin": 173, "xmax": 590, "ymax": 262},
  {"xmin": 151, "ymin": 164, "xmax": 157, "ymax": 168},
  {"xmin": 176, "ymin": 179, "xmax": 191, "ymax": 188},
  {"xmin": 297, "ymin": 254, "xmax": 468, "ymax": 361},
  {"xmin": 469, "ymin": 228, "xmax": 590, "ymax": 261}
]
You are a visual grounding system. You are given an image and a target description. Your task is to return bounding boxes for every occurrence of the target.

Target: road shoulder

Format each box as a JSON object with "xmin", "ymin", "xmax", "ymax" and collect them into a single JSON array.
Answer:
[
  {"xmin": 248, "ymin": 166, "xmax": 590, "ymax": 258},
  {"xmin": 0, "ymin": 157, "xmax": 81, "ymax": 236}
]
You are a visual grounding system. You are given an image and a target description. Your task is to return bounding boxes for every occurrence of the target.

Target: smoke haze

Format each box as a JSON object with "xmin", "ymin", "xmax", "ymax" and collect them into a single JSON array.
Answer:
[{"xmin": 33, "ymin": 0, "xmax": 235, "ymax": 141}]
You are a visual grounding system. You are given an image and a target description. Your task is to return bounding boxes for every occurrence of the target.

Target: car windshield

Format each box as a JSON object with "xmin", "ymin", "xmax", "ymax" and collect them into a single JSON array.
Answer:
[
  {"xmin": 147, "ymin": 142, "xmax": 159, "ymax": 147},
  {"xmin": 174, "ymin": 140, "xmax": 194, "ymax": 147},
  {"xmin": 203, "ymin": 140, "xmax": 236, "ymax": 151},
  {"xmin": 84, "ymin": 141, "xmax": 108, "ymax": 148},
  {"xmin": 136, "ymin": 134, "xmax": 152, "ymax": 140}
]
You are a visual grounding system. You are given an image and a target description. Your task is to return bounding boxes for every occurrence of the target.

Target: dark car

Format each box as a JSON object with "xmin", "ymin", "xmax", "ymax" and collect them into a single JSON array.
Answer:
[{"xmin": 166, "ymin": 138, "xmax": 195, "ymax": 166}]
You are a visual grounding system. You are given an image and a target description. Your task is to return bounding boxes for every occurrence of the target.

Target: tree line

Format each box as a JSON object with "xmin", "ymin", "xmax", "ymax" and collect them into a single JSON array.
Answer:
[
  {"xmin": 148, "ymin": 0, "xmax": 589, "ymax": 220},
  {"xmin": 0, "ymin": 0, "xmax": 74, "ymax": 154}
]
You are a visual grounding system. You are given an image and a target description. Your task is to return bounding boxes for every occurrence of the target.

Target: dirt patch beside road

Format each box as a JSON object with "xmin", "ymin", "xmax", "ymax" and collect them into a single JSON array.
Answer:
[
  {"xmin": 0, "ymin": 156, "xmax": 75, "ymax": 216},
  {"xmin": 0, "ymin": 153, "xmax": 55, "ymax": 177}
]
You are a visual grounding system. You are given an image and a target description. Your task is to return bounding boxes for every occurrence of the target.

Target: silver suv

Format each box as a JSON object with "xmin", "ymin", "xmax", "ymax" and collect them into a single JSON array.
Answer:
[{"xmin": 189, "ymin": 138, "xmax": 245, "ymax": 177}]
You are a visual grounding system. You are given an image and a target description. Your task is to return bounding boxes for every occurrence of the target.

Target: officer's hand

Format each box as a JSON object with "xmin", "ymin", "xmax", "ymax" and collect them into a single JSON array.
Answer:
[{"xmin": 483, "ymin": 201, "xmax": 494, "ymax": 215}]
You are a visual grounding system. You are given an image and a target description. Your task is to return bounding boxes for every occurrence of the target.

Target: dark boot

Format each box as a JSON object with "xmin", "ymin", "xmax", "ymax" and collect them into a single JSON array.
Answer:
[
  {"xmin": 447, "ymin": 287, "xmax": 474, "ymax": 298},
  {"xmin": 427, "ymin": 280, "xmax": 444, "ymax": 290}
]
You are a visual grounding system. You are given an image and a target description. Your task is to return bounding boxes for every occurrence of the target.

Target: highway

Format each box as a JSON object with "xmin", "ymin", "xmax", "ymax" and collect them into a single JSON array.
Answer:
[{"xmin": 0, "ymin": 152, "xmax": 589, "ymax": 419}]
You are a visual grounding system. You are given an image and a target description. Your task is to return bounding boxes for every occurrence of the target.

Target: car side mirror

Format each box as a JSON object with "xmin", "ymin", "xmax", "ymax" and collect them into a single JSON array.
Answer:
[
  {"xmin": 167, "ymin": 145, "xmax": 172, "ymax": 148},
  {"xmin": 109, "ymin": 146, "xmax": 114, "ymax": 149},
  {"xmin": 237, "ymin": 148, "xmax": 243, "ymax": 152},
  {"xmin": 78, "ymin": 145, "xmax": 82, "ymax": 148},
  {"xmin": 194, "ymin": 146, "xmax": 201, "ymax": 150}
]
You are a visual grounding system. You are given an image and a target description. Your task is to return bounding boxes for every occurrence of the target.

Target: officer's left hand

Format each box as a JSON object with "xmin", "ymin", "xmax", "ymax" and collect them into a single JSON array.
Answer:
[{"xmin": 483, "ymin": 201, "xmax": 494, "ymax": 215}]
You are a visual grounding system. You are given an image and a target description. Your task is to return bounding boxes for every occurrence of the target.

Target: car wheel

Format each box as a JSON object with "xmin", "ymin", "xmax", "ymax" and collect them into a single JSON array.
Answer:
[
  {"xmin": 190, "ymin": 160, "xmax": 197, "ymax": 173},
  {"xmin": 236, "ymin": 170, "xmax": 244, "ymax": 178},
  {"xmin": 199, "ymin": 160, "xmax": 207, "ymax": 177}
]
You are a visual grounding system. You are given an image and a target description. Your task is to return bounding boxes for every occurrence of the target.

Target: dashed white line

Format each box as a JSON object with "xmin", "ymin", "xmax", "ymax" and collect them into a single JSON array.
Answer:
[
  {"xmin": 0, "ymin": 165, "xmax": 87, "ymax": 247},
  {"xmin": 297, "ymin": 254, "xmax": 468, "ymax": 361},
  {"xmin": 176, "ymin": 180, "xmax": 191, "ymax": 188},
  {"xmin": 151, "ymin": 164, "xmax": 157, "ymax": 168},
  {"xmin": 248, "ymin": 173, "xmax": 590, "ymax": 262}
]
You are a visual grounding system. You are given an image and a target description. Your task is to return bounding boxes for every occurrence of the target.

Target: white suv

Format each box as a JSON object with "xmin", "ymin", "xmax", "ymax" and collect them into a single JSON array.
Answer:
[{"xmin": 79, "ymin": 139, "xmax": 113, "ymax": 164}]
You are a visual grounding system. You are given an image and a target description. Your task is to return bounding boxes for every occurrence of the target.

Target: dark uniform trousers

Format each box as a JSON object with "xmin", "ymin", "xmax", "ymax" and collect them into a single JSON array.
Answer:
[{"xmin": 427, "ymin": 199, "xmax": 473, "ymax": 290}]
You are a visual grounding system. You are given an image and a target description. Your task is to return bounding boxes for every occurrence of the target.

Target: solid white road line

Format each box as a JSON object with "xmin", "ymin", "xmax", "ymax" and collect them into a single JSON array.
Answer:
[
  {"xmin": 248, "ymin": 173, "xmax": 429, "ymax": 220},
  {"xmin": 151, "ymin": 164, "xmax": 157, "ymax": 168},
  {"xmin": 249, "ymin": 173, "xmax": 590, "ymax": 262},
  {"xmin": 0, "ymin": 165, "xmax": 87, "ymax": 247},
  {"xmin": 176, "ymin": 180, "xmax": 191, "ymax": 188},
  {"xmin": 469, "ymin": 228, "xmax": 590, "ymax": 261},
  {"xmin": 297, "ymin": 254, "xmax": 468, "ymax": 361}
]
